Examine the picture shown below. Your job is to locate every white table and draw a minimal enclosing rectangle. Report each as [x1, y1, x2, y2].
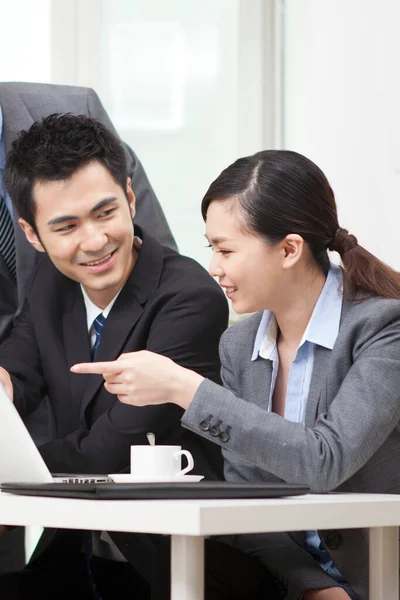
[1, 491, 399, 599]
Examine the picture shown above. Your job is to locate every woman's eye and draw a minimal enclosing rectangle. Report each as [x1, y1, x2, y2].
[205, 244, 231, 256]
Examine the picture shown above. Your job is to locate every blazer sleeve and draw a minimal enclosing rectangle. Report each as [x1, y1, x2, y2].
[38, 285, 228, 474]
[0, 302, 47, 417]
[182, 304, 400, 493]
[86, 88, 177, 250]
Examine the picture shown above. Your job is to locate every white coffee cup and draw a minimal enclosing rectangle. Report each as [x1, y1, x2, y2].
[130, 445, 194, 477]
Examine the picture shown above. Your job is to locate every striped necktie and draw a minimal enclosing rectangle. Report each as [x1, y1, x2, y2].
[91, 313, 106, 359]
[85, 313, 106, 599]
[0, 195, 16, 280]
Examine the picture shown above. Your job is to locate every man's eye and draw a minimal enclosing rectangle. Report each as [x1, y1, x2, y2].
[56, 225, 74, 233]
[99, 208, 116, 218]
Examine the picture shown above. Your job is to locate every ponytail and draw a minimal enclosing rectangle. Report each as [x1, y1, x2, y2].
[201, 150, 400, 301]
[329, 228, 400, 300]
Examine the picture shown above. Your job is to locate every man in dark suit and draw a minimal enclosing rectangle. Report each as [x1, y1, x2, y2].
[0, 82, 177, 573]
[0, 113, 227, 599]
[0, 82, 176, 342]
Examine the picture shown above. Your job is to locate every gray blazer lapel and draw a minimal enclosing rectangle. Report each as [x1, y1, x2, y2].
[305, 345, 331, 426]
[249, 356, 273, 411]
[304, 295, 349, 425]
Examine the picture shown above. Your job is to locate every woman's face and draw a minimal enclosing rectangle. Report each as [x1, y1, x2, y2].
[206, 200, 286, 314]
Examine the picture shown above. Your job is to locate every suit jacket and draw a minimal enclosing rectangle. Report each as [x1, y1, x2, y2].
[0, 227, 227, 569]
[0, 81, 176, 342]
[0, 226, 227, 475]
[182, 294, 400, 600]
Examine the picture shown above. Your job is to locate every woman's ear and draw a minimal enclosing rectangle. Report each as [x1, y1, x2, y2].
[18, 219, 46, 253]
[281, 234, 304, 270]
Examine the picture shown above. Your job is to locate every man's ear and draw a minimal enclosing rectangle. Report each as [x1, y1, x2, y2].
[18, 219, 45, 253]
[126, 178, 136, 219]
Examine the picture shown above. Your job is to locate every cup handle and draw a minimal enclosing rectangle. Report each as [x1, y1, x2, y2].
[176, 450, 194, 476]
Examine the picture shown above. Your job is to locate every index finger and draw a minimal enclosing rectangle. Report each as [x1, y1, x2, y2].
[70, 361, 125, 374]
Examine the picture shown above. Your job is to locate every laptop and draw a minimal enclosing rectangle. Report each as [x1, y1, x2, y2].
[0, 382, 111, 484]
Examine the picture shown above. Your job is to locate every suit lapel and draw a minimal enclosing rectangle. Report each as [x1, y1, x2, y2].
[250, 356, 273, 410]
[305, 289, 349, 425]
[79, 290, 144, 417]
[79, 227, 164, 420]
[63, 287, 92, 418]
[251, 344, 331, 423]
[305, 345, 331, 426]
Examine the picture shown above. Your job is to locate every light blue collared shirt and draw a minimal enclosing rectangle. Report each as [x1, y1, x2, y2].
[0, 104, 13, 216]
[251, 264, 342, 423]
[251, 265, 355, 596]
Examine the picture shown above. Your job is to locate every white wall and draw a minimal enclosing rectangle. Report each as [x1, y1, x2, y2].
[283, 0, 400, 269]
[0, 0, 50, 82]
[49, 0, 275, 270]
[1, 0, 277, 271]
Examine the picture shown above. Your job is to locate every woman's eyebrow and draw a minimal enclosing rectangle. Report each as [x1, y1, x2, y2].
[206, 236, 231, 245]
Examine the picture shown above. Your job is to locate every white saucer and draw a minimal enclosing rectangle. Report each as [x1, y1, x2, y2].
[108, 474, 204, 484]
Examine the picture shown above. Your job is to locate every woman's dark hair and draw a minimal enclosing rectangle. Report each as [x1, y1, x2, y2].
[201, 150, 400, 300]
[4, 113, 128, 234]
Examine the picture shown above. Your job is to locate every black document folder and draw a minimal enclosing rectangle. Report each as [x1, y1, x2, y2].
[0, 481, 309, 500]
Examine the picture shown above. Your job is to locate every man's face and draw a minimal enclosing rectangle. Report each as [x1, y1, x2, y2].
[19, 161, 136, 309]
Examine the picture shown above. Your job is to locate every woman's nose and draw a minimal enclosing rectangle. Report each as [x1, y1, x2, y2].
[209, 255, 224, 278]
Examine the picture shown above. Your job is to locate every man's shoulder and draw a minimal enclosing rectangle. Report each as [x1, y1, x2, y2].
[26, 253, 72, 300]
[0, 81, 89, 99]
[0, 83, 93, 129]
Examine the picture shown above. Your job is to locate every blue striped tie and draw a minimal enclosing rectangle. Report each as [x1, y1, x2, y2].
[84, 313, 106, 598]
[0, 196, 16, 280]
[91, 313, 106, 359]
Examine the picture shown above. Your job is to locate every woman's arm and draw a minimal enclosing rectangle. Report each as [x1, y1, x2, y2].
[71, 301, 400, 492]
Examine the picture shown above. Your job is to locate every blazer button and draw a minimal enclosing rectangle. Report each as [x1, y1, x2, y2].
[219, 426, 231, 443]
[325, 531, 342, 551]
[199, 414, 213, 431]
[209, 426, 221, 437]
[209, 420, 222, 437]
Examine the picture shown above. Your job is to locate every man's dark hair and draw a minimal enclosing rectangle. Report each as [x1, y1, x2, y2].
[4, 113, 128, 232]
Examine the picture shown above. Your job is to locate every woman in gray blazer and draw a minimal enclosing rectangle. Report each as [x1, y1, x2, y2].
[78, 150, 400, 600]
